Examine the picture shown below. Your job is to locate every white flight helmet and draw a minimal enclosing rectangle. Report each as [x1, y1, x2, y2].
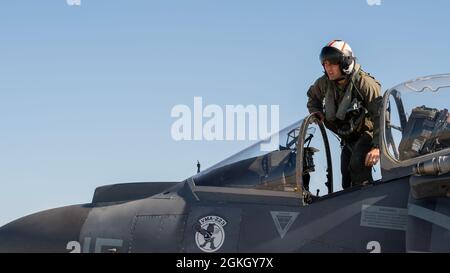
[320, 40, 355, 75]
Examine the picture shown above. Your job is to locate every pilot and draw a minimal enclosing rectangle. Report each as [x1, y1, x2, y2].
[306, 40, 382, 189]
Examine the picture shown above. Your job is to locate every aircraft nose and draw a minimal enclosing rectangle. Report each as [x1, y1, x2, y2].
[0, 205, 91, 253]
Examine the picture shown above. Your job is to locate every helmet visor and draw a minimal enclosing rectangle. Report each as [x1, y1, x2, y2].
[319, 46, 342, 65]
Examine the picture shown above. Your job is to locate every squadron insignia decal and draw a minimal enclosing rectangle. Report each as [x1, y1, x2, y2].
[271, 211, 299, 239]
[193, 215, 227, 253]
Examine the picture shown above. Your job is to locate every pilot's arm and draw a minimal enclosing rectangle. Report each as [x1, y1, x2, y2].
[358, 75, 382, 148]
[307, 77, 326, 121]
[358, 75, 382, 166]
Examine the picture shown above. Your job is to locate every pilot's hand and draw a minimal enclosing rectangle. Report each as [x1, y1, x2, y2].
[365, 148, 380, 167]
[311, 111, 324, 123]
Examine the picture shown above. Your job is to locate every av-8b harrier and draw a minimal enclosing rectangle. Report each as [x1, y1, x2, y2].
[1, 74, 449, 253]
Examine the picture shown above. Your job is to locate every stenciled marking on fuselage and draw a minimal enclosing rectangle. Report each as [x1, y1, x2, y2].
[66, 237, 123, 253]
[270, 211, 299, 239]
[366, 241, 381, 253]
[360, 204, 408, 231]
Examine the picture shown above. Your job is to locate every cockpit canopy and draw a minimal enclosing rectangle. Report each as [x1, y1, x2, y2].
[191, 116, 332, 197]
[381, 74, 450, 180]
[192, 120, 303, 191]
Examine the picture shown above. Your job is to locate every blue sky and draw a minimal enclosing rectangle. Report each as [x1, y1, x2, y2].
[1, 0, 450, 226]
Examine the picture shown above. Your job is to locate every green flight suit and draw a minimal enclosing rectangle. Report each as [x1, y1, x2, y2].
[306, 63, 382, 188]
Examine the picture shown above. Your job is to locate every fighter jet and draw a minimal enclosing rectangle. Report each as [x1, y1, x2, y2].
[1, 74, 449, 253]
